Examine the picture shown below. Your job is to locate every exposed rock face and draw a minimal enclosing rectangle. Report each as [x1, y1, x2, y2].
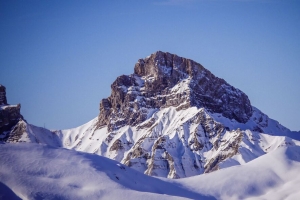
[0, 85, 7, 105]
[121, 108, 229, 178]
[0, 85, 23, 137]
[5, 119, 27, 142]
[97, 51, 252, 132]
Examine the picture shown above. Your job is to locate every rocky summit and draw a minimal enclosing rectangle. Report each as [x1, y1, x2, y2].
[97, 51, 252, 132]
[2, 51, 299, 179]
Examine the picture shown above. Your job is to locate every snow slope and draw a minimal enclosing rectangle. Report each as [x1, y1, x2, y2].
[55, 106, 300, 178]
[169, 145, 300, 200]
[0, 143, 213, 200]
[0, 143, 299, 200]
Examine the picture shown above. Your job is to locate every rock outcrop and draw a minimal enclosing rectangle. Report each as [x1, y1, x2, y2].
[97, 51, 252, 132]
[0, 85, 23, 138]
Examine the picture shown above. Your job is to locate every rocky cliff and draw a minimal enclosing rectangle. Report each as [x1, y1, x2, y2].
[97, 51, 252, 132]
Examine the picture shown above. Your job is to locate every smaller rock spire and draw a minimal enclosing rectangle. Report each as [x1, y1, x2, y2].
[0, 85, 7, 105]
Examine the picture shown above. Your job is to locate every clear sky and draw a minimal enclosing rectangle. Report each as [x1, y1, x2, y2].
[1, 0, 299, 131]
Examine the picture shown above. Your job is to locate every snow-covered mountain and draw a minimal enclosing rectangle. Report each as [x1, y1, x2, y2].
[1, 51, 300, 180]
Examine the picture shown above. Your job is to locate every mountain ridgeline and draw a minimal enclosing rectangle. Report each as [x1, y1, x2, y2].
[1, 51, 299, 179]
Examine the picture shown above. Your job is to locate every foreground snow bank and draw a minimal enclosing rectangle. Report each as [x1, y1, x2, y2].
[0, 143, 213, 200]
[170, 145, 300, 200]
[0, 143, 299, 200]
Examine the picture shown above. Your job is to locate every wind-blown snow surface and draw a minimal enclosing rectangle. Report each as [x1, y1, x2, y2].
[168, 145, 300, 200]
[0, 143, 300, 200]
[0, 143, 213, 200]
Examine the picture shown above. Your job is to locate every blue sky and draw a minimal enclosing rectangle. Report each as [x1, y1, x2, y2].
[1, 0, 300, 131]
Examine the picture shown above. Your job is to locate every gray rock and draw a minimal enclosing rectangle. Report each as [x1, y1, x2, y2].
[97, 51, 252, 132]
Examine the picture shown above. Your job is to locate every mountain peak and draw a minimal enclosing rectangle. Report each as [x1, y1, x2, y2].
[97, 52, 252, 131]
[134, 51, 204, 78]
[2, 53, 299, 181]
